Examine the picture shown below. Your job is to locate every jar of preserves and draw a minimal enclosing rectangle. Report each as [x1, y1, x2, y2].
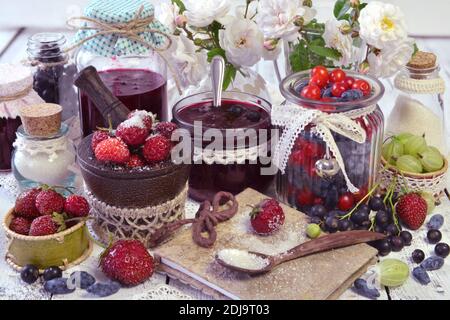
[72, 0, 170, 137]
[274, 70, 385, 214]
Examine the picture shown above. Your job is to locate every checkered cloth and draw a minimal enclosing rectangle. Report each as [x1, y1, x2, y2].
[73, 0, 169, 57]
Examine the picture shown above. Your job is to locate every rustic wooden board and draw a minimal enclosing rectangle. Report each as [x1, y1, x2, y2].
[155, 188, 379, 300]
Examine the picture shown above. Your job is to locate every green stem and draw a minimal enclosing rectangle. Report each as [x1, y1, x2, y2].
[340, 183, 380, 220]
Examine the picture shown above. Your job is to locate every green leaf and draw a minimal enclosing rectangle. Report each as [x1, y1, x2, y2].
[334, 0, 351, 20]
[223, 65, 237, 91]
[172, 0, 186, 13]
[309, 45, 342, 60]
[412, 43, 419, 57]
[207, 48, 226, 62]
[289, 40, 311, 72]
[359, 2, 368, 11]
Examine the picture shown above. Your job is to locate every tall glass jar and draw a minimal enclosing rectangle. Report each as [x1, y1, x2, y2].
[27, 33, 79, 121]
[12, 124, 77, 191]
[276, 71, 385, 213]
[72, 0, 170, 137]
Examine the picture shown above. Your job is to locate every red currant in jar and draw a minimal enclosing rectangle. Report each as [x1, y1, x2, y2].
[338, 193, 355, 211]
[330, 69, 346, 83]
[309, 75, 328, 88]
[352, 79, 371, 96]
[301, 85, 322, 100]
[331, 82, 348, 97]
[296, 188, 314, 206]
[310, 66, 329, 80]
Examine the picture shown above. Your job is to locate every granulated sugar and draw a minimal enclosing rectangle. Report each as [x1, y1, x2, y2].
[121, 115, 146, 129]
[217, 249, 269, 271]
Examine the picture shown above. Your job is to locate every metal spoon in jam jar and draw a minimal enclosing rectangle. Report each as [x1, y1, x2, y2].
[216, 230, 385, 275]
[211, 55, 225, 108]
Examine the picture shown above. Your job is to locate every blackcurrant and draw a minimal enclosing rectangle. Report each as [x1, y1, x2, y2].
[427, 229, 442, 244]
[375, 210, 389, 226]
[351, 210, 369, 225]
[338, 219, 352, 231]
[311, 205, 327, 219]
[369, 197, 384, 211]
[20, 264, 40, 284]
[375, 239, 391, 256]
[43, 266, 63, 282]
[400, 231, 413, 246]
[435, 243, 450, 258]
[411, 249, 425, 263]
[359, 204, 370, 215]
[390, 236, 405, 252]
[325, 216, 339, 233]
[385, 223, 400, 237]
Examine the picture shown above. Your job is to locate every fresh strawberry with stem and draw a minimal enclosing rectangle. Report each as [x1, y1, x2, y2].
[95, 137, 131, 164]
[64, 195, 90, 218]
[29, 213, 66, 236]
[116, 116, 150, 147]
[250, 199, 285, 235]
[35, 188, 65, 215]
[9, 217, 32, 235]
[14, 188, 41, 219]
[142, 135, 172, 164]
[100, 239, 154, 286]
[396, 193, 427, 230]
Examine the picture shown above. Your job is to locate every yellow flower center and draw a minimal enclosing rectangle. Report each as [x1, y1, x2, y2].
[236, 37, 247, 47]
[381, 17, 395, 31]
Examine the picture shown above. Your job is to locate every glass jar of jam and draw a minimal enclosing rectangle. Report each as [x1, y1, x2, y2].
[0, 63, 44, 171]
[275, 70, 385, 214]
[173, 91, 274, 202]
[27, 33, 79, 121]
[73, 0, 170, 137]
[12, 124, 77, 191]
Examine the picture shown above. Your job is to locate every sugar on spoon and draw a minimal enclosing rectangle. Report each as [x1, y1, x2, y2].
[216, 230, 385, 275]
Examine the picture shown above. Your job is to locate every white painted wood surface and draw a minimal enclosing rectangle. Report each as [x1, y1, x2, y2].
[0, 27, 449, 300]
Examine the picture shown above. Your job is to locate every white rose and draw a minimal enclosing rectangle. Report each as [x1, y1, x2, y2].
[183, 0, 230, 27]
[155, 1, 180, 33]
[359, 1, 408, 49]
[219, 18, 264, 67]
[256, 0, 316, 41]
[168, 34, 209, 88]
[323, 19, 357, 67]
[367, 38, 414, 78]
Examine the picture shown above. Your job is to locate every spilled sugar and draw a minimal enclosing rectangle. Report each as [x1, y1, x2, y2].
[217, 249, 270, 271]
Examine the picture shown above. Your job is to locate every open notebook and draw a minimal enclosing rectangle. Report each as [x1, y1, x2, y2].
[154, 188, 378, 300]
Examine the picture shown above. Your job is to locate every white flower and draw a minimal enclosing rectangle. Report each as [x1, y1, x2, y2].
[183, 0, 230, 27]
[155, 1, 180, 33]
[256, 0, 316, 41]
[168, 34, 208, 88]
[367, 38, 414, 78]
[359, 1, 408, 49]
[220, 1, 258, 25]
[323, 19, 357, 67]
[219, 18, 264, 67]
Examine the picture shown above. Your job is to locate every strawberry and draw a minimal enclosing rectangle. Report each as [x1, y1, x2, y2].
[250, 199, 285, 235]
[64, 195, 90, 218]
[155, 122, 178, 140]
[35, 189, 65, 215]
[91, 130, 110, 151]
[126, 154, 146, 168]
[29, 213, 66, 236]
[100, 240, 154, 286]
[396, 193, 427, 230]
[116, 116, 149, 147]
[14, 188, 41, 219]
[95, 138, 131, 164]
[142, 135, 172, 164]
[9, 217, 32, 235]
[128, 110, 154, 131]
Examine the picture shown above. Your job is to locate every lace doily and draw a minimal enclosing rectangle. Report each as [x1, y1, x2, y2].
[132, 284, 193, 300]
[0, 172, 20, 199]
[193, 144, 266, 165]
[394, 75, 446, 94]
[86, 184, 188, 248]
[13, 135, 68, 162]
[272, 103, 377, 193]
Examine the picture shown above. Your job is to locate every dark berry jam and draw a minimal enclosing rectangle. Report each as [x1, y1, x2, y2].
[0, 117, 22, 171]
[79, 68, 167, 137]
[174, 99, 273, 202]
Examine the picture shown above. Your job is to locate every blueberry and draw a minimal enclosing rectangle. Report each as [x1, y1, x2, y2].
[411, 249, 425, 263]
[43, 266, 63, 281]
[369, 197, 384, 211]
[353, 278, 380, 299]
[20, 265, 39, 284]
[427, 214, 444, 230]
[375, 210, 389, 226]
[69, 271, 96, 289]
[435, 243, 450, 258]
[86, 282, 121, 298]
[295, 81, 309, 94]
[44, 278, 75, 295]
[322, 87, 333, 98]
[400, 231, 412, 246]
[351, 210, 369, 225]
[412, 267, 431, 285]
[341, 89, 363, 101]
[427, 229, 442, 244]
[421, 256, 445, 271]
[245, 110, 261, 122]
[310, 205, 327, 218]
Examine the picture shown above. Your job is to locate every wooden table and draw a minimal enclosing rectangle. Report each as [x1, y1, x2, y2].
[1, 27, 449, 300]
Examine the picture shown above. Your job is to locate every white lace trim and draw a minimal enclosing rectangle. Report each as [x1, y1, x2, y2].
[272, 103, 377, 193]
[394, 75, 446, 94]
[13, 135, 68, 162]
[193, 144, 265, 165]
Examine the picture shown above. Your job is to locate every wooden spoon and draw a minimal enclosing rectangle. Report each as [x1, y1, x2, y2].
[216, 230, 385, 275]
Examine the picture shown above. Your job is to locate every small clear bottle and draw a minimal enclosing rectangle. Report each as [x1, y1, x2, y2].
[27, 33, 79, 121]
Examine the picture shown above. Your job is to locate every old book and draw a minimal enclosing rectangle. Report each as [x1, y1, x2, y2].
[154, 188, 378, 300]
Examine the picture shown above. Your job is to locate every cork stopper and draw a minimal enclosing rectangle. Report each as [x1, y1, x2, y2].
[19, 103, 62, 137]
[407, 51, 437, 70]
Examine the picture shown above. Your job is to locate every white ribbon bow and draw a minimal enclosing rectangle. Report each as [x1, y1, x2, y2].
[272, 103, 377, 193]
